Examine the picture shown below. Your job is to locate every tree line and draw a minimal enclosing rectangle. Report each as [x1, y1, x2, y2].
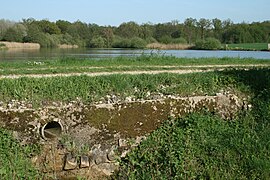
[0, 18, 269, 49]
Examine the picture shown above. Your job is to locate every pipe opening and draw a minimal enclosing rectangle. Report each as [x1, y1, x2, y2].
[41, 121, 63, 139]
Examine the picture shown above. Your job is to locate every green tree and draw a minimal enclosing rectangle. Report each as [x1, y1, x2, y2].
[116, 21, 142, 38]
[89, 36, 105, 48]
[197, 18, 211, 40]
[37, 20, 61, 35]
[212, 18, 222, 40]
[102, 27, 114, 47]
[56, 20, 71, 34]
[184, 18, 197, 44]
[195, 37, 222, 50]
[0, 19, 15, 40]
[2, 24, 26, 42]
[141, 23, 154, 40]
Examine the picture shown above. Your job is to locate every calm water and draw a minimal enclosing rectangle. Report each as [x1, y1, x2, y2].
[0, 48, 270, 61]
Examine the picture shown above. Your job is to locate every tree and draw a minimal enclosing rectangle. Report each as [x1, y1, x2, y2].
[141, 23, 154, 40]
[195, 37, 222, 50]
[212, 18, 222, 40]
[102, 27, 114, 47]
[56, 20, 71, 34]
[0, 19, 15, 40]
[197, 18, 211, 40]
[116, 21, 142, 38]
[184, 18, 197, 44]
[2, 24, 27, 42]
[89, 36, 105, 48]
[37, 20, 61, 35]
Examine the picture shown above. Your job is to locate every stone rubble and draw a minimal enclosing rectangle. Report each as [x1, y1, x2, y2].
[0, 92, 252, 178]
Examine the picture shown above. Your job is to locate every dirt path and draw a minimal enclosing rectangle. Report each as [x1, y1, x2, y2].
[0, 69, 216, 79]
[0, 64, 269, 79]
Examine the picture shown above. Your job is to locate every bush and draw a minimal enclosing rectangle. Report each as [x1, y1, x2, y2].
[158, 35, 173, 44]
[130, 37, 147, 48]
[89, 36, 105, 48]
[195, 37, 222, 50]
[145, 37, 157, 44]
[112, 37, 146, 48]
[171, 37, 188, 44]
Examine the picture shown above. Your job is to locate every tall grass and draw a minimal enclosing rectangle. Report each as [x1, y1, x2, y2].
[146, 43, 192, 50]
[0, 41, 40, 49]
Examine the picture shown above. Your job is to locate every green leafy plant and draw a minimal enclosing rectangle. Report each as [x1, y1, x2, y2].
[0, 128, 40, 179]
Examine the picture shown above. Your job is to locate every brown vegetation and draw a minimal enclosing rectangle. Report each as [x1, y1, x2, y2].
[58, 44, 79, 49]
[146, 43, 193, 50]
[0, 41, 40, 49]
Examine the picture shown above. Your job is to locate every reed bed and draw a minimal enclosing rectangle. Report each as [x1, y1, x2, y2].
[0, 41, 40, 49]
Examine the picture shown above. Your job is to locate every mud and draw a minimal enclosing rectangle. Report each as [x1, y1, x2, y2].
[0, 93, 250, 179]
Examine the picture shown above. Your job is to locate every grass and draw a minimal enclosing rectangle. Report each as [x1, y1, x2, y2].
[0, 70, 248, 106]
[0, 128, 40, 179]
[226, 43, 269, 51]
[113, 68, 270, 179]
[0, 56, 270, 76]
[1, 57, 270, 179]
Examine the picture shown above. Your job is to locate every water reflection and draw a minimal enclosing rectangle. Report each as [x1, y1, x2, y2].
[0, 48, 269, 61]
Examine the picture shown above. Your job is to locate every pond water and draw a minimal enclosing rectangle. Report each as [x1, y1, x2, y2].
[0, 48, 269, 61]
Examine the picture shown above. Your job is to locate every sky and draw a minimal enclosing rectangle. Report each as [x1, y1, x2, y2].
[1, 0, 269, 26]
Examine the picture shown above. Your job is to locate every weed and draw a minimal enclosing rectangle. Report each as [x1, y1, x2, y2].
[0, 128, 40, 179]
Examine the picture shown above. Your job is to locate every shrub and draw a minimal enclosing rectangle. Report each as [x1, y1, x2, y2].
[145, 37, 157, 44]
[89, 36, 105, 48]
[171, 37, 187, 44]
[158, 35, 173, 44]
[195, 37, 222, 50]
[112, 37, 146, 48]
[130, 37, 147, 48]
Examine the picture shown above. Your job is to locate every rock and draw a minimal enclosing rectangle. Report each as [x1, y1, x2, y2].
[98, 163, 118, 176]
[80, 155, 90, 168]
[118, 139, 128, 147]
[125, 96, 132, 102]
[107, 149, 117, 162]
[120, 150, 130, 158]
[95, 154, 108, 165]
[64, 153, 77, 170]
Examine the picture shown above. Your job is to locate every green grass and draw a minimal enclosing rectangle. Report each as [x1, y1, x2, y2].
[114, 68, 270, 179]
[1, 57, 270, 179]
[227, 43, 269, 51]
[0, 56, 270, 76]
[1, 68, 269, 106]
[0, 70, 247, 105]
[0, 128, 40, 179]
